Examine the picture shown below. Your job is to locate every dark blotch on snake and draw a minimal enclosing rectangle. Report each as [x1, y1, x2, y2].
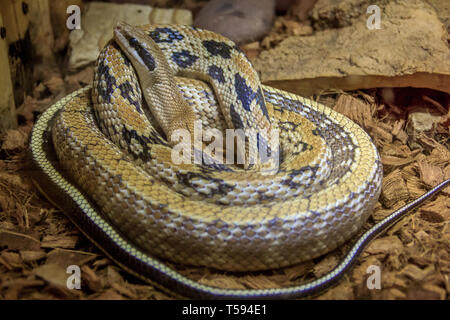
[300, 141, 313, 152]
[255, 87, 269, 120]
[201, 152, 232, 171]
[96, 59, 116, 103]
[121, 127, 152, 162]
[280, 120, 300, 132]
[202, 40, 232, 59]
[121, 126, 168, 162]
[208, 65, 225, 84]
[280, 166, 317, 189]
[312, 128, 320, 136]
[118, 81, 142, 113]
[172, 50, 199, 68]
[229, 104, 244, 129]
[149, 27, 184, 43]
[256, 133, 269, 157]
[232, 44, 245, 55]
[177, 172, 235, 197]
[234, 73, 255, 112]
[122, 55, 132, 67]
[257, 134, 280, 168]
[126, 36, 156, 71]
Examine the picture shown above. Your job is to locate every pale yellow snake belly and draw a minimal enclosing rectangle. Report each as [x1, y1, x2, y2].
[30, 23, 449, 298]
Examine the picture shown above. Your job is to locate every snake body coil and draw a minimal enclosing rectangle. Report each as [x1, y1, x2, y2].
[31, 23, 446, 298]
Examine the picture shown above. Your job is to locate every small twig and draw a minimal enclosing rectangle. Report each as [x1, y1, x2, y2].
[422, 95, 447, 114]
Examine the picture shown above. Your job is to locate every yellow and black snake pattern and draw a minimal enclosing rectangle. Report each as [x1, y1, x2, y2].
[30, 23, 450, 298]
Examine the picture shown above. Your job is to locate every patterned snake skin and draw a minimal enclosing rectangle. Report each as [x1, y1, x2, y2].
[52, 23, 383, 271]
[30, 23, 434, 298]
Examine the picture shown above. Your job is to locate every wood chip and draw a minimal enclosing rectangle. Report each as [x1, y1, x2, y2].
[282, 261, 313, 281]
[316, 281, 354, 300]
[46, 248, 97, 268]
[419, 196, 450, 221]
[1, 129, 30, 151]
[81, 265, 103, 292]
[313, 255, 338, 278]
[1, 251, 22, 269]
[333, 94, 374, 129]
[418, 161, 445, 188]
[33, 263, 70, 288]
[20, 250, 47, 263]
[94, 288, 125, 300]
[384, 288, 407, 299]
[401, 264, 432, 281]
[421, 284, 446, 300]
[111, 282, 138, 299]
[365, 236, 403, 257]
[41, 235, 78, 249]
[391, 119, 405, 136]
[380, 170, 410, 208]
[0, 230, 40, 251]
[106, 266, 126, 288]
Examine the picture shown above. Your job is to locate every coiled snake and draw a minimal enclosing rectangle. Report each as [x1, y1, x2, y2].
[30, 23, 449, 298]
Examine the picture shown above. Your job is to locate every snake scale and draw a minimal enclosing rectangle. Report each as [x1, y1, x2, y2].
[30, 23, 449, 299]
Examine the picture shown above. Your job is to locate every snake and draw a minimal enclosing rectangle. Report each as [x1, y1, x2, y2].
[29, 22, 450, 299]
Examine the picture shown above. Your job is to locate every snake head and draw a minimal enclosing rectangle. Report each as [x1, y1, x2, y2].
[114, 21, 166, 78]
[114, 21, 197, 146]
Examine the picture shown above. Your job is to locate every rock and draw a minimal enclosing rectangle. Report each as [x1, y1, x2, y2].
[310, 0, 390, 29]
[288, 0, 318, 21]
[426, 0, 450, 31]
[253, 0, 450, 96]
[194, 0, 275, 44]
[68, 2, 192, 71]
[407, 108, 442, 132]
